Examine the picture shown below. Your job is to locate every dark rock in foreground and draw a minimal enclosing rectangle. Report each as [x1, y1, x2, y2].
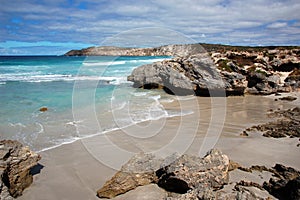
[0, 140, 41, 199]
[263, 164, 300, 200]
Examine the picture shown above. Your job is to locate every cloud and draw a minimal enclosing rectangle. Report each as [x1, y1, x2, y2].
[0, 0, 300, 54]
[267, 22, 288, 29]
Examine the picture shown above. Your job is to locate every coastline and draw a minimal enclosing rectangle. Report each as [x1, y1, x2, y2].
[19, 93, 300, 200]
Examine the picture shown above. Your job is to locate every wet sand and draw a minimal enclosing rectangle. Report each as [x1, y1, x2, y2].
[19, 94, 300, 200]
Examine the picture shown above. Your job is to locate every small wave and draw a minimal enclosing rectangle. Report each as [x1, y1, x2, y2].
[0, 73, 131, 84]
[149, 95, 161, 101]
[131, 91, 150, 97]
[160, 98, 174, 103]
[176, 95, 195, 101]
[36, 122, 44, 134]
[83, 61, 126, 66]
[112, 102, 127, 111]
[128, 58, 167, 63]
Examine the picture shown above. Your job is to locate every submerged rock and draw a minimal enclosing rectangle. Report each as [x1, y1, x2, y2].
[0, 140, 41, 199]
[39, 107, 48, 112]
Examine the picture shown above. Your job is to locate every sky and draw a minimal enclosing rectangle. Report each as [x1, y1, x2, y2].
[0, 0, 300, 55]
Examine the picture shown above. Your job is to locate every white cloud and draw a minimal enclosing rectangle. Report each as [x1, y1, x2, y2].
[267, 22, 288, 29]
[0, 0, 300, 54]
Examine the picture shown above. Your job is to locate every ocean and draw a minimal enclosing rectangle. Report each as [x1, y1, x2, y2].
[0, 56, 192, 152]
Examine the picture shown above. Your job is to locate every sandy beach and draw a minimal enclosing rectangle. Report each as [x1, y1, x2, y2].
[18, 93, 300, 200]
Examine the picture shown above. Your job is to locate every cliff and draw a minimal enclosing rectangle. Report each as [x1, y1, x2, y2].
[64, 43, 299, 57]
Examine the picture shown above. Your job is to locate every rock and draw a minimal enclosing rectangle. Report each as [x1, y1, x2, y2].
[220, 71, 248, 96]
[97, 153, 161, 198]
[97, 149, 230, 199]
[165, 187, 215, 200]
[39, 107, 48, 112]
[235, 186, 266, 200]
[279, 96, 297, 101]
[285, 68, 300, 91]
[0, 140, 41, 199]
[263, 164, 300, 200]
[240, 131, 249, 137]
[111, 184, 167, 200]
[128, 55, 247, 96]
[127, 59, 195, 95]
[156, 149, 229, 193]
[228, 160, 241, 171]
[244, 107, 300, 138]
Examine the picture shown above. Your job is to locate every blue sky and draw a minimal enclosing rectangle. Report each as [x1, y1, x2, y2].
[0, 0, 300, 55]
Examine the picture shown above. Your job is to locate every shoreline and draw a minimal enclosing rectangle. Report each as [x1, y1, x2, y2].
[19, 93, 300, 200]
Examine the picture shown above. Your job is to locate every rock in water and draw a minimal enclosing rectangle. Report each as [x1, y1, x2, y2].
[0, 140, 41, 199]
[39, 107, 48, 112]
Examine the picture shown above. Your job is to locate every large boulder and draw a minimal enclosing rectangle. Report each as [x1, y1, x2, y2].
[156, 149, 229, 193]
[128, 55, 247, 96]
[0, 140, 41, 199]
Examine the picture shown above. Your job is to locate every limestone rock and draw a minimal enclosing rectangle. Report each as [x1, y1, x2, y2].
[0, 140, 41, 199]
[156, 149, 229, 193]
[128, 56, 247, 96]
[97, 149, 230, 199]
[97, 153, 162, 198]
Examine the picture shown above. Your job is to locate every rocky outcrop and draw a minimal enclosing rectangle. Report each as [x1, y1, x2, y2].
[97, 149, 230, 199]
[0, 140, 41, 199]
[211, 49, 300, 95]
[97, 150, 300, 199]
[127, 45, 299, 96]
[245, 107, 300, 138]
[128, 55, 247, 96]
[65, 43, 299, 96]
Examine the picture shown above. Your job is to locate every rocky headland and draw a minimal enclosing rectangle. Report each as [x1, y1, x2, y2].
[65, 44, 300, 96]
[127, 46, 300, 96]
[0, 140, 41, 199]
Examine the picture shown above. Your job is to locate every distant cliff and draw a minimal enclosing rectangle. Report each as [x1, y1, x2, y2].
[64, 43, 299, 57]
[64, 44, 208, 57]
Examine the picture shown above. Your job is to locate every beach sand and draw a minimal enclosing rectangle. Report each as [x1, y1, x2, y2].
[19, 94, 300, 200]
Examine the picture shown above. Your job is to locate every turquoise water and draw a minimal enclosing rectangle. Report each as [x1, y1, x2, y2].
[0, 56, 188, 151]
